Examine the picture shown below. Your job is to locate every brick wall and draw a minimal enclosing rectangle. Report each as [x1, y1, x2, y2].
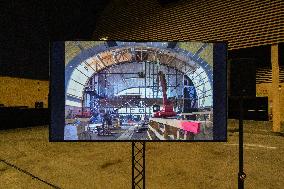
[0, 77, 49, 108]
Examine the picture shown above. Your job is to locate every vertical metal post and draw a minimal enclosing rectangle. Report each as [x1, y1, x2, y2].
[153, 62, 155, 99]
[156, 59, 159, 98]
[238, 91, 246, 189]
[167, 66, 170, 109]
[149, 61, 151, 92]
[182, 74, 185, 112]
[144, 61, 147, 118]
[97, 75, 100, 95]
[81, 93, 84, 116]
[132, 142, 146, 189]
[93, 75, 95, 91]
[175, 68, 178, 109]
[104, 72, 107, 98]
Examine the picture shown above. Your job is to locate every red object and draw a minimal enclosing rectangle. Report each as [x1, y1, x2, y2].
[154, 104, 177, 117]
[154, 71, 177, 118]
[180, 121, 201, 134]
[82, 111, 91, 117]
[76, 110, 91, 118]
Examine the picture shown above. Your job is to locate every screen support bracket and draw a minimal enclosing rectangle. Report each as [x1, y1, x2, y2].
[132, 142, 146, 189]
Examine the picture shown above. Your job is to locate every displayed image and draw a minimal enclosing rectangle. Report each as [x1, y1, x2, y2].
[64, 41, 216, 141]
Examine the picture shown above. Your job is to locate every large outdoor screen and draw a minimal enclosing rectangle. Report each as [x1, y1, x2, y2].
[50, 41, 227, 141]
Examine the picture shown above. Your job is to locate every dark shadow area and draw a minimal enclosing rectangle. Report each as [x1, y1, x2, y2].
[1, 0, 110, 80]
[228, 97, 268, 121]
[100, 159, 123, 169]
[228, 45, 271, 68]
[0, 107, 50, 130]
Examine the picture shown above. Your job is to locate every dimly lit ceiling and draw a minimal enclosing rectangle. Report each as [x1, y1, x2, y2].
[1, 0, 111, 80]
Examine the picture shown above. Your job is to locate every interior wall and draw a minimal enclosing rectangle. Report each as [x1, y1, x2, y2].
[256, 83, 284, 122]
[0, 77, 49, 108]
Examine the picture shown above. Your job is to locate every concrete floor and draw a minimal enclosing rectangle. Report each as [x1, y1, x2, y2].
[0, 120, 283, 189]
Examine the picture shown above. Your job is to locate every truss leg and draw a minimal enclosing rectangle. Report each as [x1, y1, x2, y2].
[132, 142, 146, 189]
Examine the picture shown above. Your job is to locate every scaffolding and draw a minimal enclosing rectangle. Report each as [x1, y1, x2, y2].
[83, 61, 187, 115]
[72, 42, 214, 119]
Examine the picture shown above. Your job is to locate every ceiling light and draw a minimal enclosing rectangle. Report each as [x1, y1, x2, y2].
[100, 37, 109, 41]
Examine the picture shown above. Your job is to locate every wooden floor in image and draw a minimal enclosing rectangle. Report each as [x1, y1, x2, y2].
[0, 120, 283, 189]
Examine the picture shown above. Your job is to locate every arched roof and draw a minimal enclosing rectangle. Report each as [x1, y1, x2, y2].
[65, 41, 213, 107]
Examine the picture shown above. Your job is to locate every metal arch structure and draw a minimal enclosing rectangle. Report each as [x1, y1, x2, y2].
[91, 62, 185, 98]
[65, 41, 213, 109]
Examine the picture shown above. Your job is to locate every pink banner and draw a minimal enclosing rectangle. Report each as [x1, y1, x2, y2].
[180, 121, 201, 134]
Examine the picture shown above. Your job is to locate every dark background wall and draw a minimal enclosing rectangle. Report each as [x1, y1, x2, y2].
[1, 0, 110, 80]
[1, 0, 282, 81]
[228, 45, 271, 97]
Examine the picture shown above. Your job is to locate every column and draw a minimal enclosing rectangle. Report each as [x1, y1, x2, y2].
[163, 124, 168, 139]
[271, 44, 281, 132]
[176, 129, 180, 139]
[228, 59, 231, 96]
[81, 93, 85, 115]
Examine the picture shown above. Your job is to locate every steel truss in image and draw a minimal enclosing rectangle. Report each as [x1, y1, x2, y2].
[132, 142, 146, 189]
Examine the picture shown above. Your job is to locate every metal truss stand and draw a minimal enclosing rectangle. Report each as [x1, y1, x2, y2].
[238, 92, 246, 189]
[132, 142, 146, 189]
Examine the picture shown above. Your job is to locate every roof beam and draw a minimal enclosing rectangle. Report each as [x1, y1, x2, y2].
[113, 50, 119, 63]
[193, 43, 208, 57]
[166, 55, 176, 67]
[71, 78, 85, 86]
[75, 41, 85, 51]
[75, 67, 89, 79]
[96, 54, 107, 67]
[81, 59, 97, 74]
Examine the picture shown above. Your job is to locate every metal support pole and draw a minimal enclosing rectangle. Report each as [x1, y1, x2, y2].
[152, 62, 155, 99]
[92, 75, 95, 91]
[175, 68, 178, 109]
[81, 93, 84, 116]
[144, 62, 147, 118]
[104, 73, 107, 98]
[132, 142, 146, 189]
[182, 74, 185, 112]
[238, 91, 246, 189]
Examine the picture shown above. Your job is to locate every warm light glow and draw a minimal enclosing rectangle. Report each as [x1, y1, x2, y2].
[100, 37, 109, 40]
